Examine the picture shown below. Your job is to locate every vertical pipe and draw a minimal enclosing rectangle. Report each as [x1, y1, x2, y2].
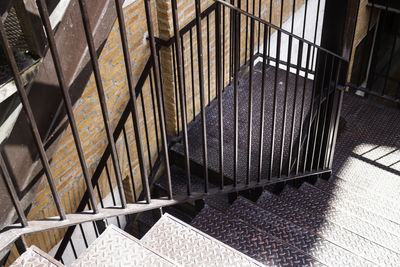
[303, 49, 320, 172]
[246, 19, 255, 184]
[287, 40, 304, 176]
[310, 52, 328, 170]
[279, 35, 293, 177]
[296, 44, 311, 174]
[207, 15, 211, 104]
[78, 0, 126, 208]
[258, 24, 269, 182]
[189, 29, 196, 120]
[144, 0, 173, 199]
[233, 8, 240, 186]
[0, 17, 66, 220]
[0, 155, 28, 227]
[195, 0, 209, 193]
[222, 5, 226, 88]
[37, 0, 98, 213]
[269, 30, 281, 179]
[216, 3, 225, 189]
[171, 0, 192, 195]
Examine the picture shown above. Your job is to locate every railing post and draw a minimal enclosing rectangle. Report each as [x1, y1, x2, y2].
[144, 0, 173, 199]
[171, 0, 192, 195]
[195, 0, 209, 193]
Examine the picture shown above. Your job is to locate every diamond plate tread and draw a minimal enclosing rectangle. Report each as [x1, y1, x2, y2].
[314, 178, 400, 227]
[283, 184, 400, 254]
[71, 224, 177, 267]
[10, 246, 64, 267]
[256, 191, 400, 266]
[329, 175, 400, 209]
[141, 213, 264, 267]
[227, 197, 374, 266]
[191, 204, 324, 267]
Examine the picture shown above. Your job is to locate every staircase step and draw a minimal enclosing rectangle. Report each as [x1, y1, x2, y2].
[10, 246, 64, 267]
[256, 191, 400, 266]
[71, 224, 177, 266]
[171, 63, 313, 183]
[141, 213, 263, 266]
[228, 196, 374, 266]
[294, 183, 400, 251]
[191, 204, 323, 266]
[329, 175, 400, 208]
[314, 178, 400, 232]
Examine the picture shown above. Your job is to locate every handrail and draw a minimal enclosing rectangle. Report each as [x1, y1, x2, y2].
[215, 0, 349, 62]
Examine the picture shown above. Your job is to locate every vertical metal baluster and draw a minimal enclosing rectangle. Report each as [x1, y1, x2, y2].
[216, 3, 225, 189]
[78, 0, 126, 208]
[172, 0, 192, 195]
[296, 44, 311, 174]
[290, 0, 296, 34]
[317, 56, 335, 170]
[287, 40, 304, 176]
[310, 52, 328, 170]
[195, 0, 209, 193]
[78, 224, 88, 248]
[144, 0, 172, 199]
[222, 5, 226, 88]
[244, 0, 249, 64]
[257, 0, 262, 53]
[233, 9, 240, 186]
[279, 35, 292, 177]
[302, 0, 308, 38]
[279, 0, 283, 28]
[172, 44, 180, 134]
[230, 0, 234, 82]
[310, 0, 321, 70]
[326, 61, 343, 168]
[37, 0, 98, 213]
[70, 240, 77, 259]
[246, 19, 255, 184]
[148, 72, 160, 153]
[269, 30, 281, 179]
[258, 24, 269, 183]
[267, 0, 272, 64]
[189, 29, 196, 120]
[0, 16, 66, 220]
[140, 90, 153, 167]
[207, 15, 211, 104]
[123, 126, 137, 202]
[181, 38, 188, 121]
[0, 155, 28, 226]
[303, 48, 320, 172]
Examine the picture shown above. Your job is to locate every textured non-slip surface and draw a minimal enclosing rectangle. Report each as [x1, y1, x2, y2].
[172, 63, 314, 184]
[191, 205, 323, 266]
[71, 225, 176, 267]
[141, 214, 264, 267]
[10, 246, 64, 267]
[332, 93, 400, 201]
[256, 191, 400, 266]
[227, 197, 373, 266]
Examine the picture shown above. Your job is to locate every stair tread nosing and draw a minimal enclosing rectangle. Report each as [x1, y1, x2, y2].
[10, 246, 64, 267]
[191, 204, 324, 267]
[314, 178, 400, 228]
[291, 183, 400, 252]
[256, 191, 400, 266]
[71, 224, 177, 267]
[228, 196, 374, 267]
[141, 213, 264, 267]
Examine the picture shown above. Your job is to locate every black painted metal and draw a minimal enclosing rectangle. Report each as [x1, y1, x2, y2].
[37, 0, 98, 214]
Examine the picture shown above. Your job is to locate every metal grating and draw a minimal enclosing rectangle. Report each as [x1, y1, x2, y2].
[10, 246, 64, 267]
[256, 191, 400, 266]
[191, 204, 324, 266]
[71, 224, 177, 267]
[228, 197, 374, 266]
[141, 213, 264, 267]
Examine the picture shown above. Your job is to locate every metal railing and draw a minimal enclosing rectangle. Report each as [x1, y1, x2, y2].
[0, 0, 348, 262]
[347, 0, 400, 105]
